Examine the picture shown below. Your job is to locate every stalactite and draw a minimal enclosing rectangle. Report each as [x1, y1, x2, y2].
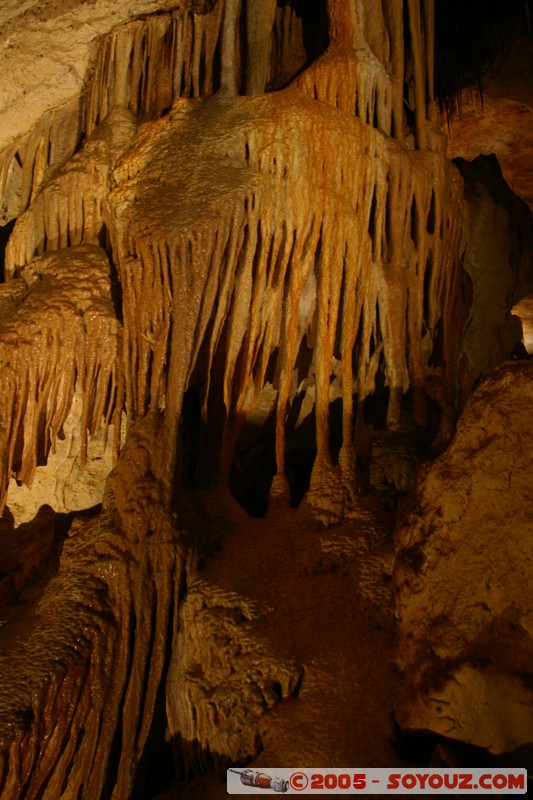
[407, 0, 428, 148]
[0, 98, 82, 225]
[245, 0, 277, 95]
[4, 108, 138, 280]
[85, 6, 227, 137]
[0, 246, 122, 514]
[220, 0, 241, 95]
[423, 0, 438, 124]
[384, 0, 406, 139]
[106, 88, 464, 520]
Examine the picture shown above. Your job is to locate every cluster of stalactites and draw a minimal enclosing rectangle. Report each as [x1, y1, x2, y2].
[85, 7, 225, 136]
[82, 0, 440, 162]
[84, 0, 439, 152]
[294, 49, 395, 138]
[4, 107, 138, 281]
[0, 99, 82, 226]
[0, 0, 438, 230]
[297, 0, 438, 147]
[0, 246, 122, 514]
[4, 163, 106, 280]
[107, 92, 464, 515]
[0, 1, 458, 519]
[84, 0, 312, 137]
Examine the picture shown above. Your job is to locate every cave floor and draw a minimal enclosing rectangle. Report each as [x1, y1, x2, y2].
[164, 488, 404, 799]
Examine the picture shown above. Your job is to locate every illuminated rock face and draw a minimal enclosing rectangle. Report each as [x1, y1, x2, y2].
[1, 0, 471, 525]
[0, 1, 532, 797]
[0, 245, 122, 516]
[446, 23, 533, 215]
[394, 361, 533, 756]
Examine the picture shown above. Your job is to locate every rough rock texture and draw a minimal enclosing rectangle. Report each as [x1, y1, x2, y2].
[448, 92, 533, 213]
[456, 154, 533, 390]
[0, 417, 197, 800]
[394, 361, 533, 756]
[0, 245, 122, 517]
[166, 497, 399, 787]
[6, 392, 120, 526]
[447, 25, 533, 213]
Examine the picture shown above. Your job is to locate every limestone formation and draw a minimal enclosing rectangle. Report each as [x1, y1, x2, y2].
[0, 245, 122, 517]
[394, 362, 533, 758]
[0, 1, 532, 798]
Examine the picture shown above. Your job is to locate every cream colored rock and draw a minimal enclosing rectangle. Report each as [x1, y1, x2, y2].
[0, 0, 188, 152]
[513, 293, 533, 352]
[0, 245, 122, 514]
[6, 392, 122, 526]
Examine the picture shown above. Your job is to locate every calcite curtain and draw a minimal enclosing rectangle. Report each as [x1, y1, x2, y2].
[0, 1, 516, 798]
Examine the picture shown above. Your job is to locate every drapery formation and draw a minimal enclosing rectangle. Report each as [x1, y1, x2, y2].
[0, 0, 468, 519]
[0, 2, 486, 796]
[108, 89, 464, 519]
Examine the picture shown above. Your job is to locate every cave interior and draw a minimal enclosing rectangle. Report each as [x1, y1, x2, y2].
[0, 1, 533, 798]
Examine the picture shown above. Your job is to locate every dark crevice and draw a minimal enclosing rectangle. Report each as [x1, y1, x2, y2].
[131, 588, 176, 800]
[229, 414, 276, 518]
[434, 0, 532, 121]
[295, 0, 329, 64]
[0, 219, 16, 283]
[180, 386, 202, 485]
[98, 224, 123, 323]
[291, 667, 304, 698]
[268, 0, 329, 90]
[272, 681, 283, 701]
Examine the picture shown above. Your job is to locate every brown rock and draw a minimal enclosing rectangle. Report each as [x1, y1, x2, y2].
[394, 361, 533, 755]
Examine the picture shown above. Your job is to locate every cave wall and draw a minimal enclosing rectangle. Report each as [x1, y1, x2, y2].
[394, 360, 533, 757]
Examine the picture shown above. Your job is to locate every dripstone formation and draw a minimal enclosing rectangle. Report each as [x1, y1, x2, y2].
[0, 2, 532, 798]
